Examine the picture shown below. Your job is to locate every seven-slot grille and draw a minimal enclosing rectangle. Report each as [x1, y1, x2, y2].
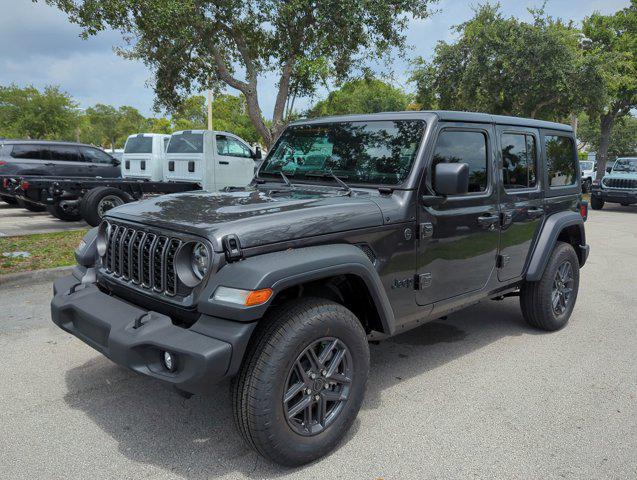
[603, 178, 637, 189]
[103, 223, 182, 296]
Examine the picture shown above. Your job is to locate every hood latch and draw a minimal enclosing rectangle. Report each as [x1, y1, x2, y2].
[222, 234, 243, 262]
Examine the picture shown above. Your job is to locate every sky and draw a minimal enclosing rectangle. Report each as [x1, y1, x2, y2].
[0, 0, 631, 118]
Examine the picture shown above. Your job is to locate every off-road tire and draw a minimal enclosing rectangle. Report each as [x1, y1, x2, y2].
[591, 196, 604, 210]
[80, 187, 133, 227]
[232, 298, 369, 466]
[520, 241, 580, 331]
[16, 197, 46, 212]
[47, 203, 82, 222]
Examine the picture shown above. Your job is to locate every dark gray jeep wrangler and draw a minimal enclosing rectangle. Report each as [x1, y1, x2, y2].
[52, 111, 589, 466]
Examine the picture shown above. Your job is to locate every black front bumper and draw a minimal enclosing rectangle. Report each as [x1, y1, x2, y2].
[51, 274, 256, 394]
[592, 187, 637, 204]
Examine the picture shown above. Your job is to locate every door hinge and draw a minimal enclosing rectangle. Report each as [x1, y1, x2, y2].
[414, 273, 432, 290]
[419, 222, 434, 239]
[496, 254, 510, 269]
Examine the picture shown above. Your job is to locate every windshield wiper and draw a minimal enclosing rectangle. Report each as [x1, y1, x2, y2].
[280, 171, 295, 189]
[303, 170, 352, 196]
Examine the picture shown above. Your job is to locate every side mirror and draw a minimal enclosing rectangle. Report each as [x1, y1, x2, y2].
[606, 166, 612, 173]
[434, 162, 470, 196]
[112, 159, 121, 166]
[253, 146, 262, 160]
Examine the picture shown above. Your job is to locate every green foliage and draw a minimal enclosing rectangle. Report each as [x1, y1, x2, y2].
[42, 0, 437, 146]
[307, 78, 411, 117]
[411, 4, 592, 121]
[578, 114, 637, 158]
[0, 84, 80, 140]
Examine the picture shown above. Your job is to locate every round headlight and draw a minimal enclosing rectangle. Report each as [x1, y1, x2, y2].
[191, 242, 210, 280]
[96, 221, 110, 257]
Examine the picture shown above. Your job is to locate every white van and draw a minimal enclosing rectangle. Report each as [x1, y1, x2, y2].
[165, 130, 258, 190]
[122, 133, 171, 181]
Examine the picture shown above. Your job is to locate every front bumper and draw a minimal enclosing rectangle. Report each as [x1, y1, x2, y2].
[51, 274, 256, 394]
[592, 187, 637, 204]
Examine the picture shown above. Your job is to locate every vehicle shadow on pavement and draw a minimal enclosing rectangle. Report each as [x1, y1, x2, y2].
[63, 298, 538, 477]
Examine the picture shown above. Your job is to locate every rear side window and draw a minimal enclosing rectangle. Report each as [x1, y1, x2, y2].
[124, 136, 153, 154]
[80, 146, 114, 164]
[545, 135, 577, 187]
[10, 144, 51, 160]
[167, 133, 204, 153]
[49, 145, 80, 162]
[432, 130, 488, 193]
[501, 133, 537, 189]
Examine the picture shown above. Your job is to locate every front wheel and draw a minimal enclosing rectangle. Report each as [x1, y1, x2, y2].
[520, 241, 580, 331]
[232, 298, 369, 466]
[80, 187, 133, 227]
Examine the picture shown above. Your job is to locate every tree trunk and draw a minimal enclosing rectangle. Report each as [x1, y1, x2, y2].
[596, 113, 614, 181]
[570, 114, 578, 138]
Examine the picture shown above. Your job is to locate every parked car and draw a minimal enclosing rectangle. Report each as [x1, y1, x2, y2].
[579, 160, 596, 192]
[121, 133, 170, 181]
[0, 140, 121, 212]
[591, 156, 637, 209]
[165, 130, 260, 190]
[52, 111, 589, 466]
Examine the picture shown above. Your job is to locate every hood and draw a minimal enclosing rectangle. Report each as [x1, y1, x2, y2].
[107, 187, 384, 250]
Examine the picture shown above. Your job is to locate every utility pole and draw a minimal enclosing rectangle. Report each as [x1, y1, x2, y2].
[207, 89, 213, 131]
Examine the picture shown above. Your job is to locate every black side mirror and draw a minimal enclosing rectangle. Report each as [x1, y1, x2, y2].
[253, 146, 262, 160]
[434, 162, 470, 196]
[112, 159, 121, 166]
[606, 166, 612, 173]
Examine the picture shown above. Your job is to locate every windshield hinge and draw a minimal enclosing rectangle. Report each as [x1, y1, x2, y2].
[222, 234, 243, 262]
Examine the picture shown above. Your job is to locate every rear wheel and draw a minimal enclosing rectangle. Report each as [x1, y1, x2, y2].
[520, 241, 580, 331]
[16, 197, 46, 212]
[232, 298, 369, 466]
[80, 187, 133, 226]
[47, 203, 82, 222]
[591, 196, 604, 210]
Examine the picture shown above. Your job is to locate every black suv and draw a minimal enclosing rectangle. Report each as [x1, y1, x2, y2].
[51, 111, 589, 466]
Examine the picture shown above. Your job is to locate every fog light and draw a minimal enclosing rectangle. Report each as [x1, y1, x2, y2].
[162, 351, 177, 372]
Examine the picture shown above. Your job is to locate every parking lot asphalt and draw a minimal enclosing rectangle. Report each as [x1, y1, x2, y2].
[0, 201, 87, 237]
[0, 206, 635, 480]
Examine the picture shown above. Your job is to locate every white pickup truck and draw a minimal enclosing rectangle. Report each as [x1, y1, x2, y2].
[121, 133, 171, 181]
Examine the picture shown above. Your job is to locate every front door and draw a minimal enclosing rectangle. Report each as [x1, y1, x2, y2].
[214, 134, 255, 189]
[416, 123, 500, 306]
[497, 127, 545, 281]
[79, 146, 121, 178]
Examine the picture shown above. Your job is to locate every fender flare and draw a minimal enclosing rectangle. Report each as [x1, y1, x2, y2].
[526, 211, 586, 282]
[197, 244, 396, 335]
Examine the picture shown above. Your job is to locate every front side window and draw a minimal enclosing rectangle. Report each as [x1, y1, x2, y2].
[260, 120, 425, 185]
[49, 145, 80, 162]
[217, 135, 252, 158]
[124, 136, 153, 154]
[10, 144, 51, 160]
[167, 133, 204, 154]
[432, 130, 488, 193]
[545, 135, 577, 187]
[501, 133, 537, 189]
[80, 147, 114, 164]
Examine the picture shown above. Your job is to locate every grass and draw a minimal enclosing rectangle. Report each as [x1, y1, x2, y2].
[0, 229, 88, 275]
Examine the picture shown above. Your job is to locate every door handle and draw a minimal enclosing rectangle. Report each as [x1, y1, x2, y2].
[527, 207, 544, 219]
[219, 161, 229, 165]
[477, 214, 499, 230]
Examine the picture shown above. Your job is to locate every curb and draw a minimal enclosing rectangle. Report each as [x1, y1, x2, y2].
[0, 265, 74, 288]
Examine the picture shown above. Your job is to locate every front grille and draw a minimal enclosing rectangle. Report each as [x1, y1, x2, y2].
[603, 178, 637, 189]
[103, 223, 183, 296]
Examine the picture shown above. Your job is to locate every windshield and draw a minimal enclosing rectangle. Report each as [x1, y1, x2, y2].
[167, 133, 204, 154]
[579, 161, 594, 171]
[124, 136, 153, 154]
[612, 158, 637, 173]
[259, 120, 425, 185]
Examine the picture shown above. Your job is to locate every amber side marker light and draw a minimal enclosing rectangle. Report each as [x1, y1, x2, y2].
[213, 286, 273, 306]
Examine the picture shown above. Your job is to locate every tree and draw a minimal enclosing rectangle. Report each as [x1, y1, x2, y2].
[307, 78, 411, 117]
[581, 1, 637, 179]
[578, 113, 637, 159]
[410, 4, 594, 122]
[0, 84, 80, 140]
[146, 117, 173, 134]
[43, 0, 437, 147]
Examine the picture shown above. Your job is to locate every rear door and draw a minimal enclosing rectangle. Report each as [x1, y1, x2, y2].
[8, 144, 55, 175]
[416, 122, 500, 305]
[49, 145, 84, 176]
[213, 134, 255, 189]
[496, 126, 545, 281]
